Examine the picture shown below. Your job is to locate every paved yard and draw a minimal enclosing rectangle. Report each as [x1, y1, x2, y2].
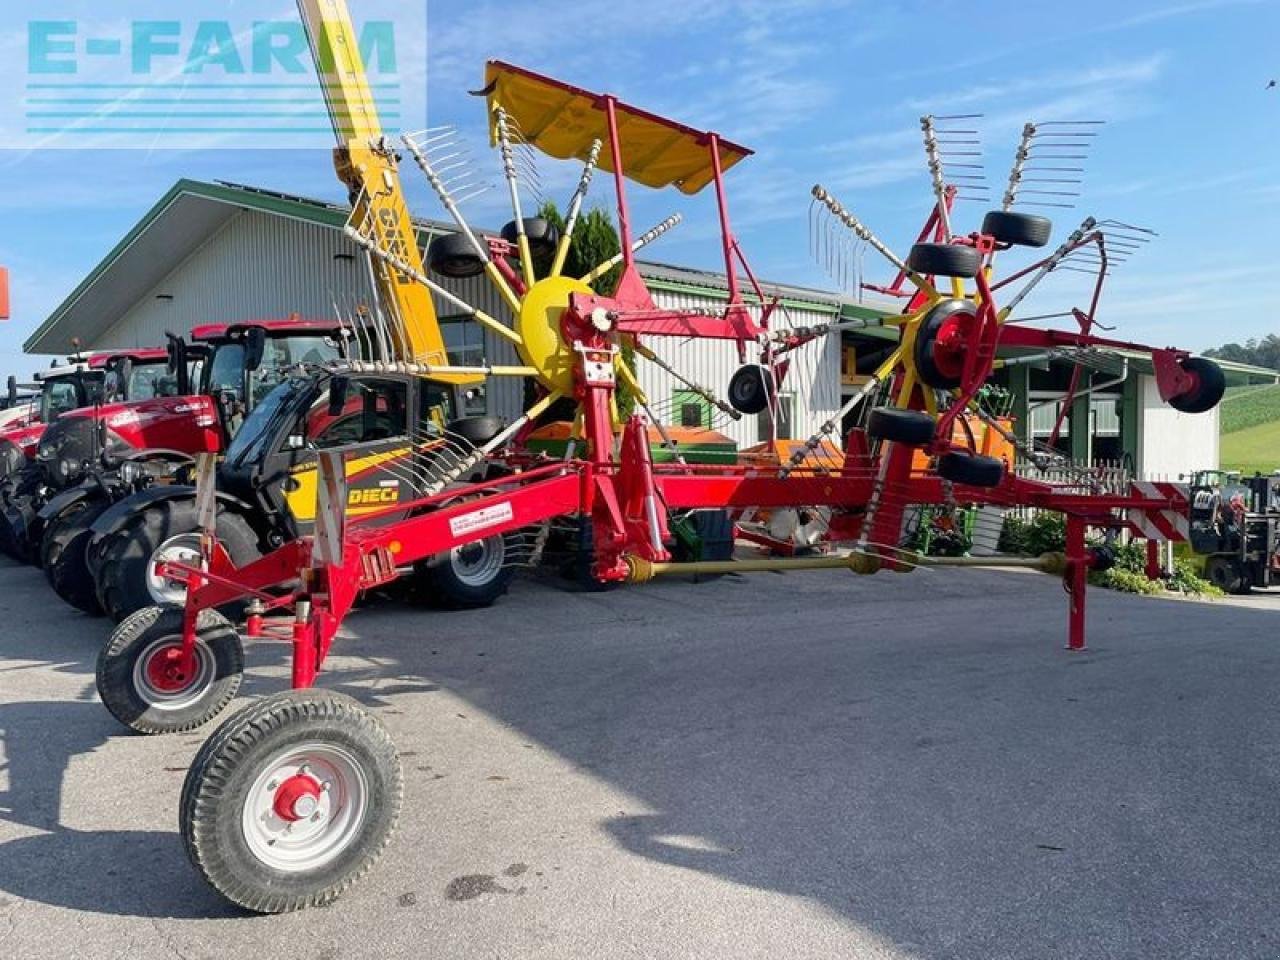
[0, 556, 1277, 959]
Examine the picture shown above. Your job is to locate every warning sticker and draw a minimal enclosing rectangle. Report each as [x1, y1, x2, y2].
[449, 502, 514, 538]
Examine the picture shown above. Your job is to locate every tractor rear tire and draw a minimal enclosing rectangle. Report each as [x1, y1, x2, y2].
[981, 210, 1052, 248]
[96, 502, 262, 623]
[906, 243, 981, 279]
[1168, 357, 1226, 414]
[411, 532, 516, 609]
[44, 498, 111, 615]
[937, 451, 1005, 488]
[728, 364, 774, 415]
[427, 233, 485, 279]
[1205, 555, 1249, 595]
[180, 689, 402, 913]
[2, 494, 39, 565]
[867, 408, 937, 446]
[97, 605, 244, 735]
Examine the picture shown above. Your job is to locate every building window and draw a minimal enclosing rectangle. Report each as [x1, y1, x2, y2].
[757, 393, 795, 442]
[671, 389, 711, 429]
[440, 316, 487, 416]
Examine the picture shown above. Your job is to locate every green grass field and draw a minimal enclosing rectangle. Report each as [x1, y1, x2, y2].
[1220, 383, 1280, 434]
[1218, 384, 1280, 473]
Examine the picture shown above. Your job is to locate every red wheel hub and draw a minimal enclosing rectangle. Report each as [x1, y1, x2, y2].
[144, 643, 197, 693]
[272, 774, 323, 822]
[931, 314, 972, 380]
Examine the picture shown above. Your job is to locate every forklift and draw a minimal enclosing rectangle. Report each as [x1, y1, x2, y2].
[1188, 469, 1280, 593]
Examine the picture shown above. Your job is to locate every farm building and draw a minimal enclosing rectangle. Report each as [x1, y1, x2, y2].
[25, 179, 1279, 478]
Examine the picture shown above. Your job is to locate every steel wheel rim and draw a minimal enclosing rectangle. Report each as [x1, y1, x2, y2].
[132, 636, 215, 710]
[241, 742, 369, 873]
[146, 533, 203, 605]
[449, 534, 505, 587]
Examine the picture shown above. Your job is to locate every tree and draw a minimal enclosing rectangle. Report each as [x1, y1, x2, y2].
[1204, 333, 1280, 372]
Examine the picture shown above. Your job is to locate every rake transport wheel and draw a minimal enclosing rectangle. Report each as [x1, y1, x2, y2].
[181, 689, 403, 914]
[411, 531, 517, 609]
[43, 498, 110, 614]
[426, 233, 486, 279]
[97, 605, 244, 735]
[96, 503, 262, 623]
[727, 364, 775, 415]
[936, 451, 1005, 488]
[980, 210, 1053, 248]
[906, 242, 981, 279]
[501, 218, 560, 258]
[866, 408, 937, 446]
[1168, 357, 1226, 414]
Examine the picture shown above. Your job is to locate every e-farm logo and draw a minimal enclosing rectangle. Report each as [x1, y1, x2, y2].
[10, 2, 426, 149]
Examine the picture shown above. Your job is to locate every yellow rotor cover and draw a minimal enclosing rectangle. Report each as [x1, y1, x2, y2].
[517, 275, 597, 394]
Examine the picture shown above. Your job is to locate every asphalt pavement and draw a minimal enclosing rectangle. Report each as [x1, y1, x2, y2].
[0, 555, 1277, 959]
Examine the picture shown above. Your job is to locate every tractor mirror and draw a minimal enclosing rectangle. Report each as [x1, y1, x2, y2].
[243, 326, 267, 372]
[6, 375, 16, 405]
[328, 376, 350, 418]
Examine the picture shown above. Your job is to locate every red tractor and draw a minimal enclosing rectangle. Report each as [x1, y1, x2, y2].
[34, 319, 350, 615]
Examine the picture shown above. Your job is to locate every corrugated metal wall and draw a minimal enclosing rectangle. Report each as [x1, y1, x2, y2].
[95, 209, 842, 449]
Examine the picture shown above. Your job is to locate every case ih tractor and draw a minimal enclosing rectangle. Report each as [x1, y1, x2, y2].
[34, 320, 350, 615]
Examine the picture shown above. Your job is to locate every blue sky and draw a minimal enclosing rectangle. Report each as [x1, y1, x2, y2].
[0, 0, 1277, 379]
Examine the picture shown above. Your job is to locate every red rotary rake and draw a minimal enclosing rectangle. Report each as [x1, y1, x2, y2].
[95, 64, 1224, 912]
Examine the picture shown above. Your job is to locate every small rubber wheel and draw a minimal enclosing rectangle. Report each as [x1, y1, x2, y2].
[180, 689, 403, 914]
[906, 243, 981, 279]
[44, 497, 111, 614]
[447, 415, 504, 448]
[1204, 555, 1249, 594]
[411, 531, 516, 609]
[1169, 357, 1226, 414]
[501, 218, 560, 259]
[867, 408, 937, 446]
[937, 451, 1005, 488]
[728, 364, 775, 415]
[981, 210, 1052, 248]
[96, 605, 244, 734]
[427, 233, 485, 279]
[914, 299, 976, 390]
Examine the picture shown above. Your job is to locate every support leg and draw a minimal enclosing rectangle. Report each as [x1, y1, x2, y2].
[1144, 538, 1163, 581]
[1066, 516, 1088, 652]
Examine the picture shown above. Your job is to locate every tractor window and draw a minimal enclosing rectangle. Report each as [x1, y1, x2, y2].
[127, 363, 177, 399]
[249, 336, 342, 407]
[207, 343, 247, 400]
[41, 380, 82, 420]
[309, 379, 409, 450]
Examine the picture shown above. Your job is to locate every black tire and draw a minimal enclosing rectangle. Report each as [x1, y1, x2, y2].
[2, 494, 39, 565]
[0, 440, 24, 482]
[447, 415, 504, 447]
[501, 218, 560, 259]
[936, 451, 1005, 488]
[1168, 357, 1226, 414]
[866, 408, 937, 446]
[1204, 555, 1249, 594]
[44, 497, 111, 614]
[914, 299, 975, 390]
[427, 233, 485, 279]
[96, 502, 262, 623]
[96, 605, 244, 734]
[906, 242, 981, 279]
[180, 689, 403, 913]
[412, 532, 516, 609]
[981, 210, 1052, 248]
[728, 364, 775, 415]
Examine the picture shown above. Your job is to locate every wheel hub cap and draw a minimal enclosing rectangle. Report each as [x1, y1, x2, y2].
[144, 643, 196, 693]
[272, 774, 323, 822]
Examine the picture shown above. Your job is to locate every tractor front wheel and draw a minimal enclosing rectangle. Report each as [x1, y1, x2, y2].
[96, 605, 244, 734]
[1204, 555, 1250, 595]
[180, 689, 402, 913]
[412, 532, 516, 609]
[43, 497, 111, 614]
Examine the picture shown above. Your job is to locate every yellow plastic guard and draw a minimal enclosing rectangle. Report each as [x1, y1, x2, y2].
[483, 61, 753, 195]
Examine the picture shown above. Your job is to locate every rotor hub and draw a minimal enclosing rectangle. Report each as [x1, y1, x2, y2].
[516, 276, 599, 394]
